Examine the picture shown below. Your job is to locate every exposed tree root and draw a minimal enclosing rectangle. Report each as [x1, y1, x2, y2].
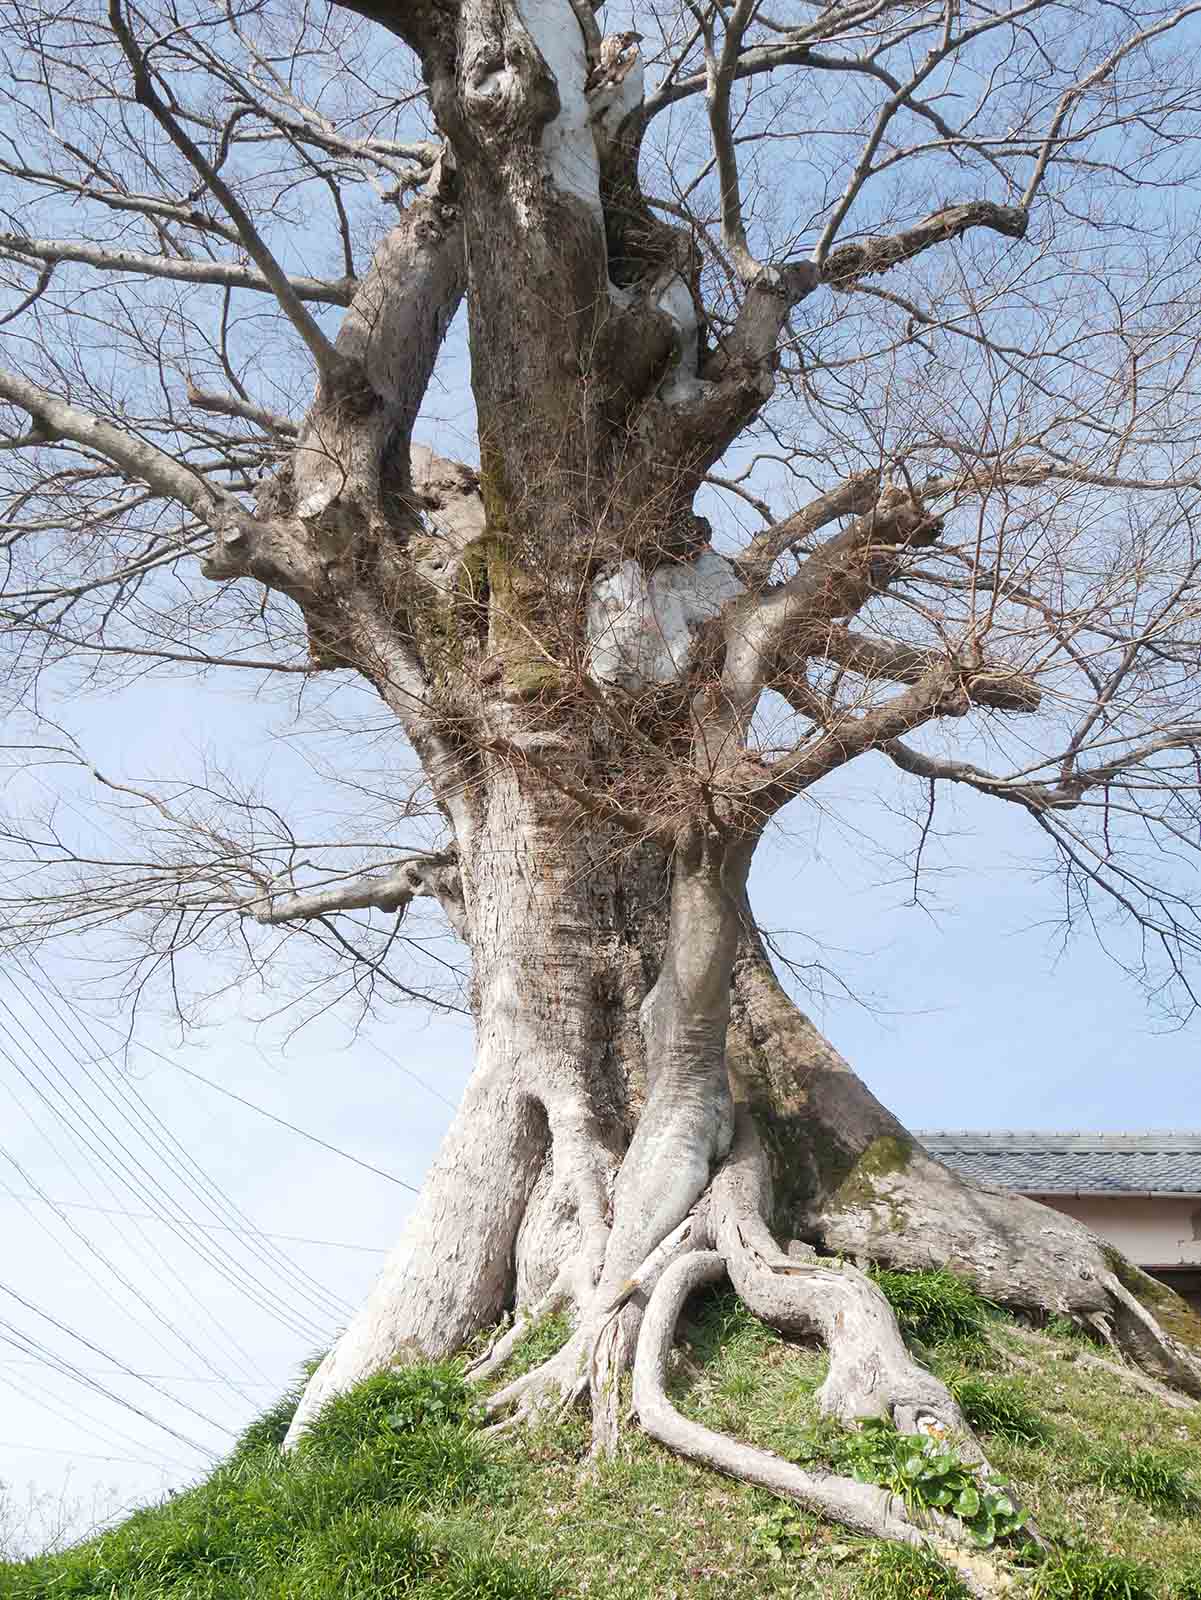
[633, 1251, 1010, 1600]
[483, 1118, 1027, 1589]
[714, 1111, 976, 1438]
[728, 931, 1201, 1399]
[484, 1213, 704, 1422]
[1001, 1321, 1198, 1411]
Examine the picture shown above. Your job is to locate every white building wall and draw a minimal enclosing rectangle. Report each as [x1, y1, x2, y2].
[1031, 1194, 1201, 1266]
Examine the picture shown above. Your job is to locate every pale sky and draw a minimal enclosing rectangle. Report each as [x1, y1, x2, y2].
[2, 0, 1200, 1561]
[2, 657, 1196, 1550]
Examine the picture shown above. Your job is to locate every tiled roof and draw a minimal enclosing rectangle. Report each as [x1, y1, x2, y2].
[917, 1132, 1201, 1196]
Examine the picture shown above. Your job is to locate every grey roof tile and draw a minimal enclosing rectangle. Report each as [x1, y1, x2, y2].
[915, 1131, 1201, 1195]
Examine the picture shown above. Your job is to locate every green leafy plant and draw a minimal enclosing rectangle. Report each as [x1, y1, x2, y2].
[870, 1269, 996, 1347]
[855, 1542, 969, 1599]
[839, 1419, 1025, 1548]
[1028, 1551, 1158, 1600]
[749, 1502, 811, 1561]
[1085, 1443, 1198, 1512]
[947, 1377, 1047, 1444]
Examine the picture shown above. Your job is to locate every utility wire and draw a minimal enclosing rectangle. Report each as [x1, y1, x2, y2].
[22, 960, 420, 1193]
[0, 1034, 271, 1389]
[0, 1277, 232, 1441]
[0, 1001, 330, 1346]
[0, 1156, 263, 1406]
[359, 1034, 459, 1110]
[0, 1365, 193, 1475]
[149, 1057, 419, 1193]
[17, 955, 356, 1323]
[0, 1359, 280, 1387]
[0, 1192, 386, 1253]
[0, 1441, 185, 1468]
[7, 963, 350, 1332]
[0, 1317, 220, 1460]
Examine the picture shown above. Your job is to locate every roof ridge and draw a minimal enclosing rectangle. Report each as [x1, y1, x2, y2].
[917, 1130, 1201, 1141]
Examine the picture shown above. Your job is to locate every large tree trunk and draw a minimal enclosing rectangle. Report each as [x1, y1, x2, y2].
[286, 773, 663, 1442]
[290, 831, 1201, 1453]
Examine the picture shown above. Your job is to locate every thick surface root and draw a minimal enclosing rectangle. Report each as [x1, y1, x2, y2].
[633, 1251, 1008, 1600]
[715, 1112, 976, 1437]
[728, 929, 1201, 1400]
[485, 1123, 1017, 1590]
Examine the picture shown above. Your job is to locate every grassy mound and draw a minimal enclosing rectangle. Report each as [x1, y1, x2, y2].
[4, 1273, 1200, 1598]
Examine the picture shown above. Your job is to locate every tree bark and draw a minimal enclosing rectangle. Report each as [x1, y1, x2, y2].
[285, 769, 664, 1441]
[728, 926, 1201, 1393]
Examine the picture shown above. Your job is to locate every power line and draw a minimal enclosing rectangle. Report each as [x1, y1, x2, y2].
[20, 961, 420, 1195]
[0, 1030, 274, 1388]
[17, 957, 356, 1323]
[359, 1035, 459, 1110]
[0, 1318, 220, 1462]
[0, 999, 331, 1346]
[0, 1155, 264, 1406]
[11, 957, 353, 1329]
[0, 1359, 279, 1387]
[0, 1440, 187, 1468]
[155, 1058, 419, 1193]
[0, 1277, 232, 1443]
[0, 1365, 193, 1475]
[0, 1192, 386, 1253]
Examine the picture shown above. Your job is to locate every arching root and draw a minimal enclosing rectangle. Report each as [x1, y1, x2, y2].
[484, 1115, 1026, 1589]
[484, 1213, 703, 1423]
[714, 1112, 979, 1439]
[633, 1251, 1010, 1600]
[730, 928, 1201, 1402]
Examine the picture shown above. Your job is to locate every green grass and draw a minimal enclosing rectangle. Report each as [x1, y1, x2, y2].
[501, 1309, 573, 1379]
[0, 1363, 542, 1600]
[870, 1267, 995, 1346]
[1082, 1444, 1198, 1513]
[4, 1270, 1200, 1599]
[948, 1376, 1048, 1444]
[1026, 1551, 1159, 1600]
[855, 1543, 970, 1599]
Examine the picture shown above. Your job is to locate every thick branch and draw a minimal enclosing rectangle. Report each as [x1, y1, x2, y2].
[700, 0, 761, 283]
[186, 386, 299, 437]
[884, 728, 1201, 812]
[805, 625, 1042, 713]
[821, 201, 1028, 286]
[690, 199, 1026, 459]
[734, 471, 881, 584]
[107, 0, 350, 385]
[247, 852, 465, 938]
[0, 234, 353, 305]
[0, 366, 234, 528]
[707, 488, 945, 770]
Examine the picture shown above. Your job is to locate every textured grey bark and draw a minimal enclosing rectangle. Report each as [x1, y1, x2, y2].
[728, 926, 1201, 1395]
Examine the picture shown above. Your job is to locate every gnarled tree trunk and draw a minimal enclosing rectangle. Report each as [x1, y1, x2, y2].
[6, 0, 1200, 1573]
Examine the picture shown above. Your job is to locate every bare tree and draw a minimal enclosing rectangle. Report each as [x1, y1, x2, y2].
[4, 0, 1201, 1573]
